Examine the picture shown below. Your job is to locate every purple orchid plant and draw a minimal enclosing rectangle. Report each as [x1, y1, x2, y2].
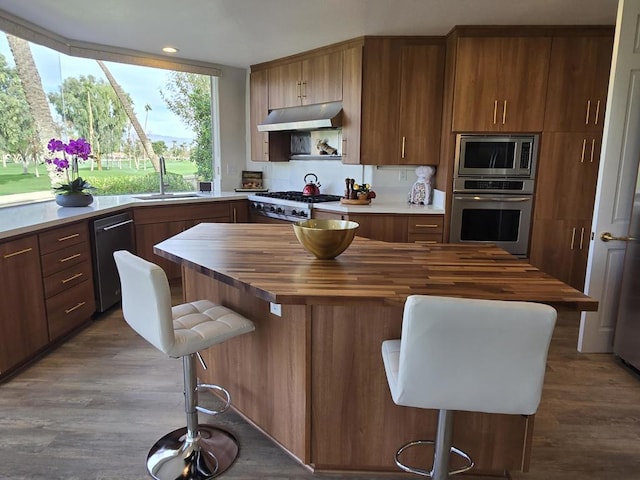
[45, 137, 95, 195]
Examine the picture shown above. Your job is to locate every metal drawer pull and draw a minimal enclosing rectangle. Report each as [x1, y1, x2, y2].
[103, 219, 133, 231]
[415, 224, 439, 228]
[579, 228, 585, 250]
[585, 100, 591, 124]
[62, 272, 84, 284]
[65, 302, 86, 314]
[502, 100, 507, 124]
[493, 100, 498, 124]
[58, 233, 80, 242]
[415, 240, 438, 244]
[594, 100, 601, 125]
[570, 227, 576, 250]
[581, 139, 586, 163]
[3, 247, 32, 258]
[59, 253, 81, 263]
[590, 139, 596, 163]
[401, 136, 406, 158]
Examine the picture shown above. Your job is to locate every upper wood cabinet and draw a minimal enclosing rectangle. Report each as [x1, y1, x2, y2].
[543, 33, 614, 132]
[250, 69, 269, 162]
[359, 37, 445, 165]
[452, 36, 551, 132]
[341, 44, 363, 164]
[268, 50, 343, 109]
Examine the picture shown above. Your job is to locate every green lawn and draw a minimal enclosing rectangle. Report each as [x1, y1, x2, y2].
[0, 158, 198, 196]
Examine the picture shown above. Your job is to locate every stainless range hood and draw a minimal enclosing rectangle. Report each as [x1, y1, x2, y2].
[257, 101, 342, 132]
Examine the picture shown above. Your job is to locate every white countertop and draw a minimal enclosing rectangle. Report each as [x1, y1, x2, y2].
[0, 192, 246, 240]
[313, 199, 445, 215]
[0, 191, 446, 240]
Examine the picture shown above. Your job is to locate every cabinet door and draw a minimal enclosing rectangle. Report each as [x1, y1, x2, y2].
[534, 132, 601, 222]
[341, 45, 363, 165]
[544, 35, 614, 132]
[397, 44, 445, 165]
[360, 38, 402, 164]
[453, 36, 550, 132]
[529, 219, 590, 289]
[135, 221, 185, 280]
[0, 236, 48, 375]
[268, 62, 301, 109]
[301, 50, 343, 106]
[250, 70, 269, 161]
[498, 36, 550, 132]
[452, 37, 501, 132]
[348, 214, 408, 242]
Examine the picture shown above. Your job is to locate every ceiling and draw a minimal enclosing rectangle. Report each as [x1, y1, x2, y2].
[0, 0, 620, 69]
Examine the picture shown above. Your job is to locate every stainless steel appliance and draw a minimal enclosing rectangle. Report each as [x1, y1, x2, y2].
[248, 191, 341, 223]
[456, 134, 538, 178]
[91, 212, 134, 312]
[450, 134, 539, 257]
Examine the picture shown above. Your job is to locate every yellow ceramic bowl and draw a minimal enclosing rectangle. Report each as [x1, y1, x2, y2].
[293, 219, 359, 259]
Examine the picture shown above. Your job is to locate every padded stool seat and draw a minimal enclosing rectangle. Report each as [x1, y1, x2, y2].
[382, 295, 556, 479]
[113, 250, 255, 480]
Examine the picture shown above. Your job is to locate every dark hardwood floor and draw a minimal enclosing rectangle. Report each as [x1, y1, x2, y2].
[1, 295, 639, 480]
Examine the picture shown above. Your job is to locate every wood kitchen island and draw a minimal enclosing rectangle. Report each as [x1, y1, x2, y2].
[154, 223, 597, 476]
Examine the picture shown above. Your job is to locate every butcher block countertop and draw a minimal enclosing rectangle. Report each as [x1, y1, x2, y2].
[154, 223, 598, 311]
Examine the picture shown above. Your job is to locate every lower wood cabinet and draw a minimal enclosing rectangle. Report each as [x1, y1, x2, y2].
[0, 235, 48, 376]
[38, 221, 96, 342]
[313, 210, 444, 243]
[133, 201, 241, 280]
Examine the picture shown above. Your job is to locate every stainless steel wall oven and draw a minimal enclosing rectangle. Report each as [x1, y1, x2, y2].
[450, 134, 539, 257]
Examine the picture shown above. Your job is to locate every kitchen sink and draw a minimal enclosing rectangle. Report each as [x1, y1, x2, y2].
[133, 193, 202, 200]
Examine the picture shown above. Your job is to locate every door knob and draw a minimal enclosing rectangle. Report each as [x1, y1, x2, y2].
[600, 232, 636, 242]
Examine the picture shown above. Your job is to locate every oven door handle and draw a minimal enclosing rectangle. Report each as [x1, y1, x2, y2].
[454, 195, 531, 202]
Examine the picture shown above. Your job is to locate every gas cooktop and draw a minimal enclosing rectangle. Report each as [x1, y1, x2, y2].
[255, 191, 342, 203]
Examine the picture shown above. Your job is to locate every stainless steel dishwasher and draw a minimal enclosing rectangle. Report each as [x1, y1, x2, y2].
[91, 212, 135, 312]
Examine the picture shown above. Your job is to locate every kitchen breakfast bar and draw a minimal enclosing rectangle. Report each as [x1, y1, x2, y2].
[154, 223, 598, 476]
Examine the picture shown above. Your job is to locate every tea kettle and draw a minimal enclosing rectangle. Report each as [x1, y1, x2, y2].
[302, 173, 321, 196]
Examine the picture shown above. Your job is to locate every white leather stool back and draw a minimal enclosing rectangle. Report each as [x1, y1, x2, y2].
[113, 250, 176, 355]
[383, 295, 557, 416]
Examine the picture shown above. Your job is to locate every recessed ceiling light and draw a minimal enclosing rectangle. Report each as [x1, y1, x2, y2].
[162, 46, 179, 54]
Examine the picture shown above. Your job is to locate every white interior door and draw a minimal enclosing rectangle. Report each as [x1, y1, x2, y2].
[579, 0, 640, 352]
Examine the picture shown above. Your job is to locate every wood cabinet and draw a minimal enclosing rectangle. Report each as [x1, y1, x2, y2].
[358, 38, 445, 165]
[249, 69, 269, 161]
[268, 50, 343, 109]
[452, 36, 551, 132]
[0, 235, 48, 376]
[530, 133, 602, 289]
[133, 202, 233, 280]
[38, 221, 95, 342]
[543, 33, 614, 132]
[340, 44, 363, 164]
[313, 210, 444, 243]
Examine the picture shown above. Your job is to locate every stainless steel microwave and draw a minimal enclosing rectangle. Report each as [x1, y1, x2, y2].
[454, 134, 538, 178]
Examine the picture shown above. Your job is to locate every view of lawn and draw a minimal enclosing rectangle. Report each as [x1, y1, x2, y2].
[0, 158, 198, 196]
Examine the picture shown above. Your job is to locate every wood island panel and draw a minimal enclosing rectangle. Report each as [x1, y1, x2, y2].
[155, 223, 598, 475]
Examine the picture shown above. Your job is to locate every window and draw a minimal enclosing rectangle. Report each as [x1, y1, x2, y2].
[0, 31, 216, 205]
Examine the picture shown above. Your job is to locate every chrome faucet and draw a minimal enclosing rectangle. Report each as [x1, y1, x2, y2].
[158, 156, 167, 195]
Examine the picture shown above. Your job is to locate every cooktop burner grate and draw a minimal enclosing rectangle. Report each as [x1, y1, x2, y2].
[255, 191, 341, 203]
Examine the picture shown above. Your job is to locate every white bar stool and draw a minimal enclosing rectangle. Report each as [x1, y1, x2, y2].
[113, 250, 255, 480]
[381, 295, 557, 479]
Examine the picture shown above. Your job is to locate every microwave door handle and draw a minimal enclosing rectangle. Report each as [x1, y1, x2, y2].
[454, 196, 531, 202]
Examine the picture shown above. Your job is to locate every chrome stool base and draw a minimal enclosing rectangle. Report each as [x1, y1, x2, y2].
[395, 440, 473, 478]
[147, 425, 239, 480]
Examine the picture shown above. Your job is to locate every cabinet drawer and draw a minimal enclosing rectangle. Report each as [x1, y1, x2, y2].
[407, 216, 444, 234]
[41, 242, 92, 277]
[408, 232, 443, 244]
[43, 261, 93, 299]
[133, 203, 230, 224]
[39, 222, 89, 255]
[46, 280, 95, 340]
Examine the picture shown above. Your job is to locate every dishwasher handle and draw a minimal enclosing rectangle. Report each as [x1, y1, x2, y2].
[100, 219, 134, 232]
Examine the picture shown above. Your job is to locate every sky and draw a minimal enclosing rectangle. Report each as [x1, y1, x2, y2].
[0, 33, 196, 143]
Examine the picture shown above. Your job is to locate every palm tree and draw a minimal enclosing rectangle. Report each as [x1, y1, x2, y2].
[5, 33, 59, 176]
[96, 60, 160, 172]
